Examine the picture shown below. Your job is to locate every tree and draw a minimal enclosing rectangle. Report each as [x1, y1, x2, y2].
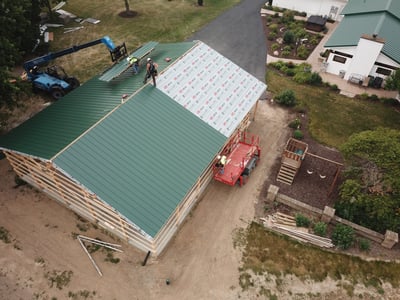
[0, 0, 40, 107]
[124, 0, 130, 12]
[384, 69, 400, 93]
[335, 128, 400, 233]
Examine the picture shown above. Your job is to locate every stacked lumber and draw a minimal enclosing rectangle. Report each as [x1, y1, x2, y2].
[260, 213, 334, 248]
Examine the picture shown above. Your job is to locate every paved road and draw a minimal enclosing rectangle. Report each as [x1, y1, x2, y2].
[187, 0, 267, 82]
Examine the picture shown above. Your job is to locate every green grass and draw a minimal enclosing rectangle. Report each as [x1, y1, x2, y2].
[266, 69, 400, 148]
[47, 0, 240, 82]
[239, 222, 400, 293]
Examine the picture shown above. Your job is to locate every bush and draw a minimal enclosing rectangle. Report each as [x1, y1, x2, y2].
[307, 72, 322, 85]
[295, 213, 310, 227]
[313, 222, 327, 237]
[332, 224, 354, 250]
[282, 49, 291, 57]
[283, 30, 295, 44]
[297, 45, 309, 59]
[269, 23, 278, 33]
[271, 43, 280, 51]
[293, 129, 303, 139]
[281, 10, 295, 23]
[268, 32, 277, 41]
[358, 238, 370, 252]
[329, 84, 339, 91]
[275, 89, 296, 106]
[288, 118, 301, 129]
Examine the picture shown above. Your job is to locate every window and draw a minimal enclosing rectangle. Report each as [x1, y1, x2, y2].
[333, 55, 346, 64]
[376, 67, 391, 76]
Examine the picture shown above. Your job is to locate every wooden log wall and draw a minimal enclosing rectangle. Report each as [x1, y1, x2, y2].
[3, 104, 257, 256]
[4, 151, 154, 254]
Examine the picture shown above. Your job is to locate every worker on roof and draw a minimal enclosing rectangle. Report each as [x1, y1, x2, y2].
[215, 155, 227, 169]
[143, 57, 158, 86]
[128, 56, 139, 74]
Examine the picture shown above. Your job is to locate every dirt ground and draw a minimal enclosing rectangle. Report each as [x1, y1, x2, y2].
[0, 100, 291, 300]
[1, 99, 399, 300]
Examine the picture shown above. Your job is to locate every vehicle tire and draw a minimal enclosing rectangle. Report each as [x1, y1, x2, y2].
[50, 86, 65, 100]
[66, 77, 80, 90]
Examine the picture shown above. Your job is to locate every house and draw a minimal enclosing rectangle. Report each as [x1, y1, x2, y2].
[0, 41, 267, 256]
[324, 0, 400, 87]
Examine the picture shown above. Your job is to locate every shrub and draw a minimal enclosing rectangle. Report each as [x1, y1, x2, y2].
[283, 30, 295, 44]
[268, 32, 277, 41]
[313, 222, 327, 237]
[329, 84, 339, 91]
[288, 118, 301, 129]
[332, 224, 354, 250]
[271, 43, 280, 51]
[297, 45, 309, 59]
[293, 72, 310, 84]
[282, 49, 291, 57]
[307, 72, 322, 85]
[275, 89, 296, 106]
[295, 213, 310, 227]
[380, 97, 399, 106]
[293, 129, 303, 139]
[283, 45, 292, 52]
[281, 10, 295, 23]
[269, 23, 278, 33]
[358, 238, 370, 252]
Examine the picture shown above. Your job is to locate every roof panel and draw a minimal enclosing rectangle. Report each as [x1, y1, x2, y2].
[54, 86, 226, 237]
[0, 42, 195, 159]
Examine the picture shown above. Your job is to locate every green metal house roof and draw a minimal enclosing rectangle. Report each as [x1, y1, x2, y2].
[54, 86, 225, 237]
[325, 4, 400, 64]
[341, 0, 400, 20]
[0, 42, 195, 159]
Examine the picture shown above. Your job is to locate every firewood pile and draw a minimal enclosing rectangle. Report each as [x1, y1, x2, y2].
[260, 212, 334, 248]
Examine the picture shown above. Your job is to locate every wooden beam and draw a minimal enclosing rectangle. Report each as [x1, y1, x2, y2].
[306, 152, 343, 166]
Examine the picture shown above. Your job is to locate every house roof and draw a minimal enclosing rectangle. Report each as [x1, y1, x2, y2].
[325, 0, 400, 64]
[0, 41, 266, 238]
[341, 0, 400, 19]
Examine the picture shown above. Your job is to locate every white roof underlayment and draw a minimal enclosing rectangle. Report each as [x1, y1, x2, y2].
[157, 41, 267, 138]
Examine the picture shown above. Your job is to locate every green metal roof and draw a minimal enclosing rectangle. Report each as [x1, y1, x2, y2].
[325, 8, 400, 64]
[0, 40, 266, 239]
[54, 86, 225, 237]
[0, 42, 195, 159]
[342, 0, 400, 20]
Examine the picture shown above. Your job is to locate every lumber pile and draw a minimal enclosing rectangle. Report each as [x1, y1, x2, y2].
[260, 213, 334, 248]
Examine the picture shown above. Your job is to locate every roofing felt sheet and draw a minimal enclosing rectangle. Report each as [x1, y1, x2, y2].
[157, 41, 266, 138]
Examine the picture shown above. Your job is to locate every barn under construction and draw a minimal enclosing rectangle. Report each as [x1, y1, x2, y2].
[0, 41, 267, 256]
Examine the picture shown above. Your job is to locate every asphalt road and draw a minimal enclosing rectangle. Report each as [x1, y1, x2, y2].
[186, 0, 267, 82]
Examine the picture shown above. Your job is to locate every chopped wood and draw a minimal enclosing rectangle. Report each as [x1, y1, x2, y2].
[260, 214, 334, 248]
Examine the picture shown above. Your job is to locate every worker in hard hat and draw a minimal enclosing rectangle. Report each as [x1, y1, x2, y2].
[128, 56, 139, 74]
[215, 155, 227, 174]
[143, 57, 158, 86]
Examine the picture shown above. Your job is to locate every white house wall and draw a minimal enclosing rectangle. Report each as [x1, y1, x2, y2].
[325, 47, 354, 76]
[344, 37, 384, 81]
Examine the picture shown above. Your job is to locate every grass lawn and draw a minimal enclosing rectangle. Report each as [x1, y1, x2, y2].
[47, 0, 240, 81]
[238, 223, 400, 297]
[266, 69, 400, 148]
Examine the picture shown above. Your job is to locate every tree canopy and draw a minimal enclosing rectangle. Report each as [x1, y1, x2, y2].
[0, 0, 41, 107]
[335, 127, 400, 233]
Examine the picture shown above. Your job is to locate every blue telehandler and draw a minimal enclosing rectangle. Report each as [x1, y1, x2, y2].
[23, 36, 127, 99]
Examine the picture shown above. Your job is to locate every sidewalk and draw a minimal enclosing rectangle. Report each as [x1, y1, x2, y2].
[266, 20, 398, 99]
